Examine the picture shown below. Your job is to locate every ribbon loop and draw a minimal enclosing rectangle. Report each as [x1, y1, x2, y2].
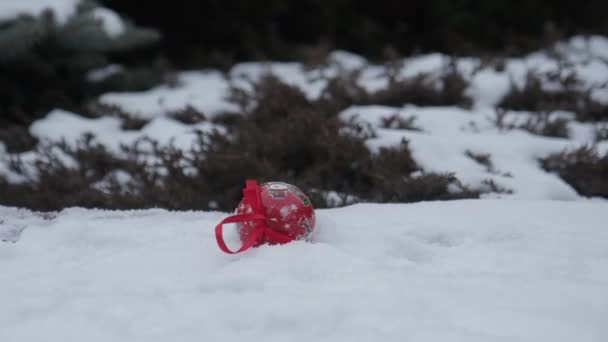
[214, 179, 298, 254]
[215, 213, 265, 254]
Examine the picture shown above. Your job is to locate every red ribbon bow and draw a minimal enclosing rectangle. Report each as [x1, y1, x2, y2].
[215, 180, 295, 254]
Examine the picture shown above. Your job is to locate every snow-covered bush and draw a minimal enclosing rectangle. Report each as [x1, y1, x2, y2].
[3, 35, 608, 210]
[0, 0, 160, 129]
[0, 75, 482, 211]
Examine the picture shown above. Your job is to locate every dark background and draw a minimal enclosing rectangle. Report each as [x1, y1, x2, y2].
[101, 0, 608, 67]
[3, 0, 608, 127]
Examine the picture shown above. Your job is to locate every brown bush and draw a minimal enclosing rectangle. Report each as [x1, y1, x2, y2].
[519, 115, 570, 138]
[595, 124, 608, 142]
[0, 124, 38, 153]
[541, 146, 608, 198]
[168, 106, 207, 124]
[312, 63, 472, 110]
[492, 108, 570, 138]
[499, 71, 608, 122]
[0, 75, 480, 211]
[87, 102, 149, 130]
[479, 179, 513, 194]
[465, 150, 493, 171]
[380, 114, 421, 131]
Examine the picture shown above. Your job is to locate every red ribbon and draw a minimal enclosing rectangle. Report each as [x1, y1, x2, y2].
[215, 180, 295, 254]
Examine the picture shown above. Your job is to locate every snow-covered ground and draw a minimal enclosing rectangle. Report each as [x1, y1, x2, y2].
[1, 200, 607, 341]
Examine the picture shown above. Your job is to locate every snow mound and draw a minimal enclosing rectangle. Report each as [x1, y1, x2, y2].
[1, 200, 607, 341]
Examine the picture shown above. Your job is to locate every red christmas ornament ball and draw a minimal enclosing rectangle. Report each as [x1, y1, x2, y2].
[236, 182, 315, 245]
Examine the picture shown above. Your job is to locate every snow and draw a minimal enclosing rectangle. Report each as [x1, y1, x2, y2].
[229, 62, 328, 100]
[0, 1, 128, 36]
[399, 53, 449, 79]
[468, 68, 512, 109]
[358, 65, 390, 92]
[328, 50, 367, 71]
[86, 64, 125, 82]
[89, 7, 125, 38]
[30, 108, 221, 152]
[589, 35, 608, 60]
[341, 105, 587, 199]
[99, 71, 238, 120]
[0, 0, 79, 24]
[557, 35, 608, 62]
[1, 200, 607, 341]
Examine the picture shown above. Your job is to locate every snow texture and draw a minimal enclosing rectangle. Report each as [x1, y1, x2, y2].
[1, 200, 607, 341]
